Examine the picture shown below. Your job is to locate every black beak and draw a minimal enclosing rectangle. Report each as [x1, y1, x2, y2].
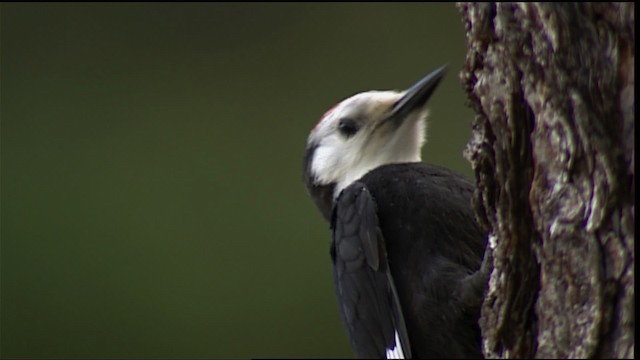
[389, 65, 447, 122]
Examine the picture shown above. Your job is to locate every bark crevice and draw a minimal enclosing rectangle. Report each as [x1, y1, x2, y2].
[457, 3, 634, 358]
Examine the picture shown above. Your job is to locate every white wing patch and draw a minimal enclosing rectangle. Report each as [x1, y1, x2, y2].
[385, 330, 406, 359]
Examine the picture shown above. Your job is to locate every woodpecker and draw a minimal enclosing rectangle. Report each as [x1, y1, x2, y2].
[302, 67, 489, 359]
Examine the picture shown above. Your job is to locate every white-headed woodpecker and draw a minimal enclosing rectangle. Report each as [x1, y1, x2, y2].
[303, 67, 489, 358]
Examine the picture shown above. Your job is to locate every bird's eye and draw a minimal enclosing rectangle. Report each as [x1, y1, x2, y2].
[338, 118, 360, 138]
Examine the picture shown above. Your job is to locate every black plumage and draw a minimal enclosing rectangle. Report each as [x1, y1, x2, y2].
[330, 163, 487, 358]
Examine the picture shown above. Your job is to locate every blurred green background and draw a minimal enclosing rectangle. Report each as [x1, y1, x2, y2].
[1, 3, 474, 359]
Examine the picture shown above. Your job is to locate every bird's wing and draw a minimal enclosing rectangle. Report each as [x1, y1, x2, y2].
[330, 182, 411, 359]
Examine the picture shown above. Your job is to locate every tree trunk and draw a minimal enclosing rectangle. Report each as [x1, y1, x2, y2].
[456, 3, 634, 358]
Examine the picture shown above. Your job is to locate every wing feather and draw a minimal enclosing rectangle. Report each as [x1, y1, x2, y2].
[331, 182, 411, 359]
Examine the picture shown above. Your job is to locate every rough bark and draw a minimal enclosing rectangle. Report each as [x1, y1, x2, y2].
[457, 3, 634, 358]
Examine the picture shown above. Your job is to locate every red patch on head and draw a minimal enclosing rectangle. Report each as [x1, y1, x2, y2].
[312, 102, 340, 133]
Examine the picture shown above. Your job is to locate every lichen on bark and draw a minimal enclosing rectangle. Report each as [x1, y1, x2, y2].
[457, 3, 634, 358]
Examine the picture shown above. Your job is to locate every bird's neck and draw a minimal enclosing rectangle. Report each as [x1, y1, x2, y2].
[306, 181, 336, 223]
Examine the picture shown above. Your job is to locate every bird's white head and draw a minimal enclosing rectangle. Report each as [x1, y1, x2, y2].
[309, 91, 427, 195]
[303, 66, 446, 221]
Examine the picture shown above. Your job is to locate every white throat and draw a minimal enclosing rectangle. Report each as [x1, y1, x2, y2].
[311, 115, 426, 199]
[331, 147, 422, 199]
